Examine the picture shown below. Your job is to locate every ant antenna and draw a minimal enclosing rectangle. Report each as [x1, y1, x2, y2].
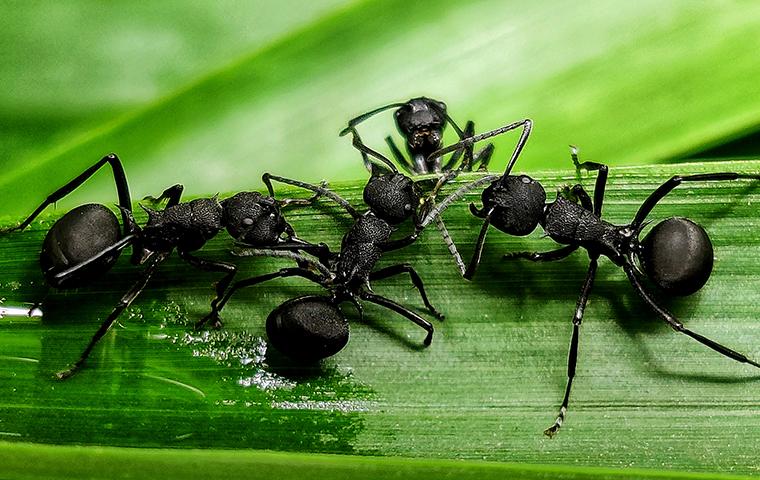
[339, 102, 407, 136]
[344, 128, 398, 174]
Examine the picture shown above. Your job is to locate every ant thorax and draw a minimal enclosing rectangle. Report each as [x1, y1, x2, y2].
[141, 198, 224, 252]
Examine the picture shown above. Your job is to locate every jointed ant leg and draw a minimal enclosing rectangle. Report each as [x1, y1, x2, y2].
[544, 256, 599, 438]
[1, 153, 134, 235]
[632, 172, 760, 228]
[262, 173, 359, 219]
[425, 119, 532, 177]
[624, 265, 760, 369]
[433, 214, 466, 275]
[442, 121, 474, 172]
[474, 144, 495, 172]
[277, 180, 328, 208]
[359, 290, 434, 346]
[55, 252, 169, 380]
[370, 263, 444, 319]
[142, 184, 184, 209]
[570, 147, 608, 216]
[504, 245, 578, 263]
[464, 207, 494, 280]
[178, 251, 237, 329]
[272, 236, 333, 265]
[52, 235, 137, 284]
[385, 136, 415, 175]
[195, 267, 324, 330]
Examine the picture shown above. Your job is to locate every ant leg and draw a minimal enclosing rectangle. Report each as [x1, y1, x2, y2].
[570, 147, 609, 216]
[420, 174, 501, 228]
[379, 231, 420, 252]
[632, 172, 760, 228]
[464, 208, 494, 280]
[55, 252, 168, 380]
[504, 245, 578, 263]
[441, 121, 474, 172]
[344, 128, 399, 174]
[559, 184, 593, 212]
[1, 154, 134, 235]
[474, 144, 495, 172]
[370, 263, 444, 319]
[425, 119, 532, 177]
[359, 290, 434, 346]
[178, 251, 237, 329]
[52, 234, 137, 284]
[277, 180, 329, 208]
[265, 232, 333, 266]
[196, 267, 323, 329]
[142, 184, 184, 209]
[262, 173, 359, 219]
[433, 215, 466, 276]
[545, 256, 599, 437]
[624, 265, 760, 368]
[385, 136, 416, 175]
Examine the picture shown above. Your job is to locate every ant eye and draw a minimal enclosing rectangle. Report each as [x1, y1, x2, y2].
[242, 218, 254, 226]
[404, 203, 411, 211]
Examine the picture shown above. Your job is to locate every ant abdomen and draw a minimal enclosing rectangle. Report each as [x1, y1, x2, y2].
[640, 217, 714, 296]
[266, 295, 349, 362]
[40, 203, 122, 288]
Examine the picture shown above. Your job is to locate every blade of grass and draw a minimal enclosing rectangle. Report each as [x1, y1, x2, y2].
[1, 160, 759, 475]
[1, 441, 756, 480]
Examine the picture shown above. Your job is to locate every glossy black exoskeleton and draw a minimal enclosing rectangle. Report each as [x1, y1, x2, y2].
[425, 141, 760, 437]
[0, 154, 327, 378]
[203, 130, 444, 362]
[340, 97, 496, 175]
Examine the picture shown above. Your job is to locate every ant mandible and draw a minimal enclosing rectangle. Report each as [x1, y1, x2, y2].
[424, 135, 760, 437]
[0, 153, 328, 378]
[200, 129, 445, 362]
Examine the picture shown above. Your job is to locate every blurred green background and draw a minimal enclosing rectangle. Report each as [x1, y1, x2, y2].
[3, 0, 760, 216]
[2, 1, 760, 479]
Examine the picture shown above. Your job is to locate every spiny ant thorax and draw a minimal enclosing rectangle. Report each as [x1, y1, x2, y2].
[482, 175, 546, 236]
[222, 191, 287, 246]
[363, 173, 421, 225]
[142, 197, 223, 252]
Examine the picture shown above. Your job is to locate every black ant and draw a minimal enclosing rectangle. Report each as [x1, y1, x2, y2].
[200, 129, 445, 362]
[343, 99, 533, 275]
[424, 136, 760, 437]
[340, 97, 495, 175]
[0, 153, 328, 379]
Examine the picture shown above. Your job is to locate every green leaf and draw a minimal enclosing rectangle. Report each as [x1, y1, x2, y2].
[0, 441, 756, 480]
[2, 161, 759, 477]
[4, 1, 760, 216]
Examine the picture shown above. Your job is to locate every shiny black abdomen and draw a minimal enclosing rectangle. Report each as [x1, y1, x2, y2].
[40, 203, 122, 288]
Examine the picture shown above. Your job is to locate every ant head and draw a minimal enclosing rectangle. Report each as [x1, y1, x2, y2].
[479, 175, 546, 236]
[363, 172, 421, 225]
[395, 97, 447, 155]
[266, 295, 349, 362]
[221, 192, 287, 246]
[638, 217, 713, 296]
